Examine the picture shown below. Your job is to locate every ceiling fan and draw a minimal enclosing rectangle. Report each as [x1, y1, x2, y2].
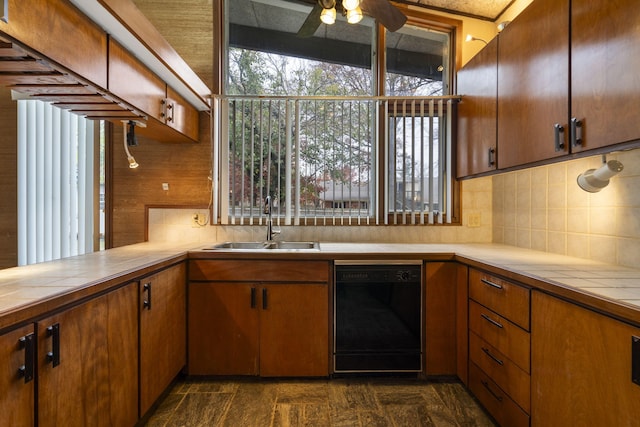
[297, 0, 407, 37]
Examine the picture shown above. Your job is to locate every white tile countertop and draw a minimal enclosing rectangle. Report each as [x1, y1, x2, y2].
[1, 242, 639, 330]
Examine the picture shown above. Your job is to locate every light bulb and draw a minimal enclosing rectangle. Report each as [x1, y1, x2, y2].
[127, 155, 139, 169]
[320, 7, 336, 25]
[342, 0, 359, 11]
[347, 7, 363, 24]
[465, 34, 473, 42]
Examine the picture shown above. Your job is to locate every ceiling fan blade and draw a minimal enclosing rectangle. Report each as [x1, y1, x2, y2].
[297, 2, 323, 38]
[360, 0, 407, 32]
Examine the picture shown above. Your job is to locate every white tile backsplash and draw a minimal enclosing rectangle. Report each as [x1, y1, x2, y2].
[492, 148, 640, 268]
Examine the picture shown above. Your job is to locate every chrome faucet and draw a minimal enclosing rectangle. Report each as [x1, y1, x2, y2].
[264, 196, 280, 241]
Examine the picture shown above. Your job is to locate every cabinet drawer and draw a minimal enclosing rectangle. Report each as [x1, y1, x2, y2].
[189, 260, 329, 282]
[469, 331, 530, 413]
[469, 362, 529, 427]
[469, 269, 530, 330]
[469, 300, 530, 373]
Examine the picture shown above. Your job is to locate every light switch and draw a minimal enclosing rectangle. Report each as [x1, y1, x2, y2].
[162, 183, 169, 191]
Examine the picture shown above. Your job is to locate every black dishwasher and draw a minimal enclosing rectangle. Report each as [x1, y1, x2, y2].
[334, 262, 422, 373]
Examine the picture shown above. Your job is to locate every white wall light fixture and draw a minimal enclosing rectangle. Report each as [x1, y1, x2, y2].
[465, 34, 488, 45]
[122, 120, 144, 169]
[577, 156, 624, 192]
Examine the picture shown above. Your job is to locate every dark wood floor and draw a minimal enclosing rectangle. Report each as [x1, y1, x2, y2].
[144, 376, 496, 426]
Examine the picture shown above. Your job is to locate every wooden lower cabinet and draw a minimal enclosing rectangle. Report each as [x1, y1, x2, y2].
[0, 324, 35, 427]
[139, 262, 187, 416]
[37, 283, 138, 427]
[532, 291, 640, 426]
[188, 260, 330, 377]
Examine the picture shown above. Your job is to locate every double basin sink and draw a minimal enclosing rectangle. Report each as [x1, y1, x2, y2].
[206, 241, 320, 250]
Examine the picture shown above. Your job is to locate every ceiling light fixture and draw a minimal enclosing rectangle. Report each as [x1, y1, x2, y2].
[320, 6, 336, 25]
[577, 155, 624, 192]
[346, 6, 363, 24]
[342, 0, 359, 10]
[465, 34, 488, 44]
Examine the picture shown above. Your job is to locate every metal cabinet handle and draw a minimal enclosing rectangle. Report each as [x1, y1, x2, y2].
[571, 117, 583, 147]
[487, 147, 496, 167]
[481, 313, 504, 329]
[46, 323, 60, 367]
[143, 282, 152, 310]
[18, 333, 35, 383]
[481, 278, 503, 290]
[251, 287, 257, 309]
[482, 347, 504, 366]
[262, 288, 268, 310]
[554, 123, 565, 151]
[481, 380, 503, 402]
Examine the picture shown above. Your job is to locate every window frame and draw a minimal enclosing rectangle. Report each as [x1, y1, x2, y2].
[217, 1, 462, 226]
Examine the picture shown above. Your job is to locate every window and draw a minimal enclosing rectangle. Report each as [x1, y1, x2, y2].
[215, 0, 458, 225]
[17, 100, 103, 265]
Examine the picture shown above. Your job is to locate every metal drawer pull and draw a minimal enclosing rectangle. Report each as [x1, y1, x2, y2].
[481, 313, 504, 329]
[554, 123, 565, 151]
[482, 347, 504, 366]
[480, 278, 503, 290]
[481, 380, 503, 402]
[18, 333, 35, 383]
[571, 117, 583, 147]
[46, 323, 60, 367]
[143, 282, 152, 310]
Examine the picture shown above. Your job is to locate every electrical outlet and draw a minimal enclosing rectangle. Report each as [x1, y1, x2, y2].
[468, 213, 481, 227]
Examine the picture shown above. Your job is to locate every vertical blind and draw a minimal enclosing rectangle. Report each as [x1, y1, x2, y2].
[17, 100, 96, 266]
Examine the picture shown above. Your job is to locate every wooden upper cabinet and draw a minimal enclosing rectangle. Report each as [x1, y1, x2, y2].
[570, 0, 640, 152]
[108, 38, 166, 122]
[457, 38, 498, 178]
[0, 0, 107, 88]
[497, 0, 569, 169]
[165, 86, 200, 142]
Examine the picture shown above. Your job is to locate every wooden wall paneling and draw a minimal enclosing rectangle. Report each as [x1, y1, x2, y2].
[0, 87, 17, 268]
[110, 116, 211, 247]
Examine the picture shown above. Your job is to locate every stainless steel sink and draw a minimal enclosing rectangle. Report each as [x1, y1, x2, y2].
[206, 241, 319, 250]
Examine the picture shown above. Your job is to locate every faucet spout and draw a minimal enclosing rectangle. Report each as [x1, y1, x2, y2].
[264, 196, 280, 241]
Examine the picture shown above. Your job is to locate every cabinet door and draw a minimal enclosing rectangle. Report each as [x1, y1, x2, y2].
[0, 324, 35, 427]
[165, 86, 200, 142]
[425, 262, 458, 375]
[571, 0, 640, 152]
[259, 283, 329, 377]
[38, 283, 138, 427]
[457, 38, 498, 178]
[188, 282, 259, 375]
[108, 38, 166, 121]
[532, 292, 640, 426]
[140, 262, 186, 415]
[497, 0, 569, 168]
